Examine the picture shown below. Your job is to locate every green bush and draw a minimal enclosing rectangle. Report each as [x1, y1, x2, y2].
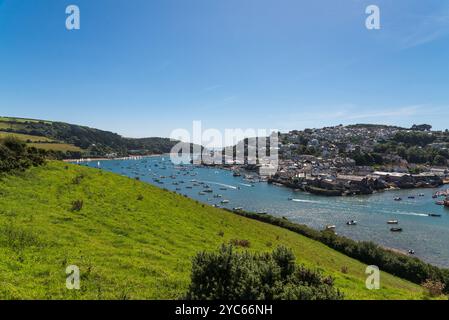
[0, 137, 46, 174]
[186, 245, 343, 300]
[71, 200, 84, 212]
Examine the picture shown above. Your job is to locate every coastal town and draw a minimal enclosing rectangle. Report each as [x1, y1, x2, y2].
[219, 124, 449, 201]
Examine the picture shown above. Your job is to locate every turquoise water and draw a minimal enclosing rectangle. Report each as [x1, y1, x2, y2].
[80, 156, 449, 268]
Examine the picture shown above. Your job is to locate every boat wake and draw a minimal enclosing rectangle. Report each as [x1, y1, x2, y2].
[202, 181, 238, 190]
[394, 212, 429, 217]
[239, 183, 253, 187]
[290, 199, 322, 204]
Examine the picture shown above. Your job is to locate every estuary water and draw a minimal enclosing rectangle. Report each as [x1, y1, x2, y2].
[80, 156, 449, 268]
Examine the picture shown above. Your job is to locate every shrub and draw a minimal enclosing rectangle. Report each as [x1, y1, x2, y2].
[0, 137, 46, 174]
[72, 174, 85, 185]
[71, 200, 84, 212]
[422, 279, 445, 297]
[137, 194, 144, 201]
[186, 245, 343, 300]
[229, 239, 250, 248]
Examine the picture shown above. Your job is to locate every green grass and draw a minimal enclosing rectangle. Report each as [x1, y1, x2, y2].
[0, 132, 82, 152]
[26, 142, 83, 152]
[0, 132, 55, 143]
[0, 116, 52, 124]
[0, 162, 433, 300]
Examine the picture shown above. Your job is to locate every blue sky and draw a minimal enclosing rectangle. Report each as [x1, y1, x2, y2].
[1, 0, 449, 138]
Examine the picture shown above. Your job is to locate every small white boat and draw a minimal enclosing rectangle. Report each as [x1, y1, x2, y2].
[221, 200, 230, 204]
[387, 220, 399, 224]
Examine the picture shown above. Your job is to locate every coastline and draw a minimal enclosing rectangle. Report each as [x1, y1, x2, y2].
[63, 154, 165, 162]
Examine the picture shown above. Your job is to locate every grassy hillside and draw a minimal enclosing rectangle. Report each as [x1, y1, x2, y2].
[0, 132, 82, 153]
[0, 162, 431, 300]
[0, 116, 191, 158]
[0, 132, 55, 142]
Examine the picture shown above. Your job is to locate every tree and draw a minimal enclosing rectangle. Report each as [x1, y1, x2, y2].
[186, 245, 343, 300]
[433, 155, 447, 166]
[411, 124, 432, 131]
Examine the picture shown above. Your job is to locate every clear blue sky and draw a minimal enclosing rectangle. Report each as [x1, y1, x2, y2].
[1, 0, 449, 138]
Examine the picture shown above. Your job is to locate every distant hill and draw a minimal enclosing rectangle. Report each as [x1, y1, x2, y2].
[0, 116, 191, 158]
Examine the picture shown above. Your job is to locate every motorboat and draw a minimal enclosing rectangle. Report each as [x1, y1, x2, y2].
[428, 213, 442, 217]
[346, 220, 357, 226]
[390, 227, 403, 232]
[387, 220, 399, 224]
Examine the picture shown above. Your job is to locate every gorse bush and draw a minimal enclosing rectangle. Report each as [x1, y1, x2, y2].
[422, 279, 445, 297]
[0, 137, 46, 174]
[186, 245, 343, 300]
[229, 238, 250, 248]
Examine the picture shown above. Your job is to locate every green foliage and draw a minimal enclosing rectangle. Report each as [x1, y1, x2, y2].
[393, 131, 436, 147]
[350, 151, 384, 166]
[433, 155, 447, 166]
[186, 245, 343, 300]
[70, 200, 84, 212]
[0, 137, 46, 173]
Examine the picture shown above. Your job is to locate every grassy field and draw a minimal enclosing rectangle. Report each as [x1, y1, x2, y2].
[0, 116, 52, 124]
[0, 162, 433, 300]
[26, 142, 83, 152]
[0, 132, 82, 152]
[0, 132, 54, 143]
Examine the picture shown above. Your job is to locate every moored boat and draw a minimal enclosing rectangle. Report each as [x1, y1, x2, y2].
[387, 220, 399, 224]
[390, 227, 403, 232]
